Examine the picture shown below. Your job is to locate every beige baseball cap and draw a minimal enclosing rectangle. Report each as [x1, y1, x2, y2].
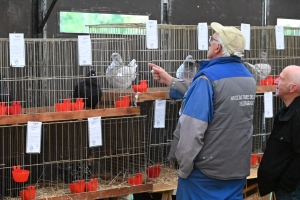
[211, 22, 246, 56]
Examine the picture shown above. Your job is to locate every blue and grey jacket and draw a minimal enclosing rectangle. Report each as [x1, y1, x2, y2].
[168, 56, 256, 180]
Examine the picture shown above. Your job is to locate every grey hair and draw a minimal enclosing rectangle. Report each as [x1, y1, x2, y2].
[217, 36, 230, 57]
[217, 35, 244, 57]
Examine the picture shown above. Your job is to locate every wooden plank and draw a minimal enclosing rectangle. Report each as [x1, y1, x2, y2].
[38, 184, 152, 200]
[151, 182, 177, 193]
[101, 87, 170, 102]
[34, 107, 140, 122]
[247, 168, 258, 179]
[256, 85, 276, 93]
[0, 107, 140, 125]
[0, 114, 35, 125]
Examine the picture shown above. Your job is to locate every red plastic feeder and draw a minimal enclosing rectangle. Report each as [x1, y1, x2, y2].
[121, 96, 130, 107]
[257, 154, 263, 164]
[128, 173, 143, 186]
[115, 100, 123, 108]
[139, 80, 148, 86]
[19, 186, 36, 200]
[86, 178, 98, 192]
[9, 101, 22, 115]
[132, 84, 147, 93]
[73, 98, 84, 110]
[0, 102, 8, 115]
[55, 99, 73, 112]
[69, 180, 86, 193]
[62, 99, 72, 111]
[12, 165, 30, 183]
[146, 164, 161, 178]
[251, 154, 258, 166]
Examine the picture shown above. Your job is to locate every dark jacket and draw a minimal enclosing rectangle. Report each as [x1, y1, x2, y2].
[258, 96, 300, 196]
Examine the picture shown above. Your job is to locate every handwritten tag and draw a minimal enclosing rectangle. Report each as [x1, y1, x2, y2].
[146, 20, 158, 49]
[264, 92, 273, 118]
[275, 25, 285, 50]
[241, 23, 251, 50]
[154, 100, 166, 128]
[197, 23, 208, 50]
[26, 121, 42, 153]
[88, 116, 102, 147]
[78, 35, 92, 66]
[9, 33, 25, 67]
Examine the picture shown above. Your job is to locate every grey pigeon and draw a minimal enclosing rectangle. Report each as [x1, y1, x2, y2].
[176, 55, 198, 80]
[106, 53, 137, 89]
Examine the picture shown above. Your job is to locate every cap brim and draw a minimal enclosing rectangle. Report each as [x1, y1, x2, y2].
[211, 22, 224, 33]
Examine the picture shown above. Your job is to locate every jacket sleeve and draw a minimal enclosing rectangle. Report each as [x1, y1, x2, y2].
[175, 77, 214, 178]
[169, 78, 191, 99]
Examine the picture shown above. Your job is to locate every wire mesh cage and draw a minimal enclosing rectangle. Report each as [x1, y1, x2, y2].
[0, 24, 299, 199]
[0, 115, 147, 199]
[138, 100, 182, 183]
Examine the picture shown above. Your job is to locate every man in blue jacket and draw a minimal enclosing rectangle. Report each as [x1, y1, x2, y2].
[149, 22, 256, 199]
[258, 65, 300, 199]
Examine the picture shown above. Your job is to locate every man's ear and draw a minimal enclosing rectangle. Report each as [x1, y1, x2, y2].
[290, 84, 298, 93]
[214, 43, 222, 54]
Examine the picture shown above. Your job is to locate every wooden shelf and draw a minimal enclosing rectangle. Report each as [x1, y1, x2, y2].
[37, 184, 152, 200]
[256, 85, 276, 94]
[0, 107, 140, 125]
[0, 86, 276, 126]
[101, 87, 169, 102]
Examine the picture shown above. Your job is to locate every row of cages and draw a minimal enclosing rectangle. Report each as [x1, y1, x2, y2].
[0, 25, 299, 111]
[0, 96, 283, 199]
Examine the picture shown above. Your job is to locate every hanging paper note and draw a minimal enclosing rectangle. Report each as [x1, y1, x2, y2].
[26, 121, 42, 154]
[78, 35, 92, 66]
[154, 100, 166, 128]
[146, 20, 158, 49]
[9, 33, 25, 67]
[241, 23, 251, 50]
[275, 25, 285, 50]
[264, 92, 273, 118]
[197, 23, 208, 50]
[88, 116, 102, 147]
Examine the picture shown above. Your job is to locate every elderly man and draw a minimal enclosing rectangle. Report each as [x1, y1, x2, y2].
[258, 65, 300, 199]
[149, 22, 256, 199]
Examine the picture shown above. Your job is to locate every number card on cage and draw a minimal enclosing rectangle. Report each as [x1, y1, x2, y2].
[264, 92, 273, 118]
[88, 116, 102, 147]
[197, 23, 208, 50]
[78, 35, 92, 66]
[26, 121, 42, 154]
[241, 23, 251, 50]
[154, 100, 166, 128]
[9, 33, 25, 67]
[146, 20, 158, 49]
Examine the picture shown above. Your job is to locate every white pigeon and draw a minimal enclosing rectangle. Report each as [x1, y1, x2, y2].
[244, 52, 272, 83]
[176, 55, 198, 80]
[106, 53, 137, 89]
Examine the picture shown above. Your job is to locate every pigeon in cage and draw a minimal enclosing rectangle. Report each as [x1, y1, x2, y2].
[73, 69, 102, 109]
[176, 55, 199, 81]
[106, 53, 138, 90]
[244, 52, 272, 84]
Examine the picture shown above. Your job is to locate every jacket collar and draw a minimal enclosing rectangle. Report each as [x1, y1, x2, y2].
[193, 56, 242, 82]
[279, 96, 300, 121]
